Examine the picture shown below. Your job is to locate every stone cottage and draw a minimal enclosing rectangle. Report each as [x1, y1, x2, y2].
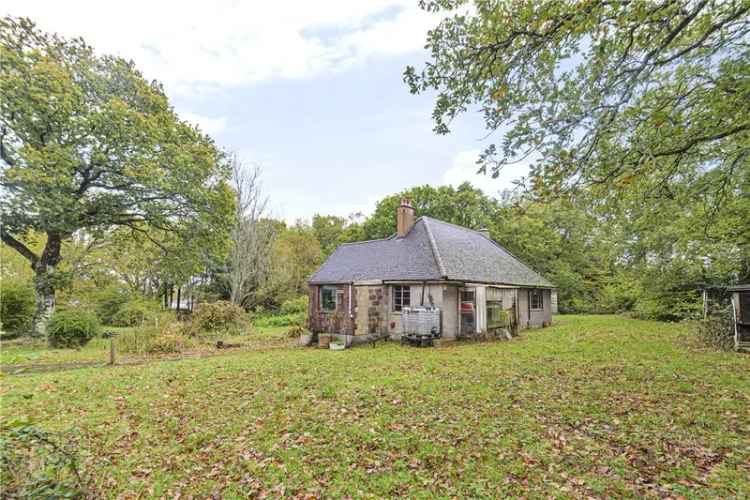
[307, 198, 556, 343]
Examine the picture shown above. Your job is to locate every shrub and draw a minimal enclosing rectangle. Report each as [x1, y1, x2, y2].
[696, 306, 736, 351]
[47, 309, 100, 348]
[116, 327, 158, 355]
[254, 312, 305, 328]
[146, 332, 193, 354]
[116, 323, 194, 355]
[0, 280, 35, 335]
[286, 325, 307, 338]
[110, 299, 159, 327]
[279, 295, 309, 316]
[94, 287, 130, 325]
[189, 301, 248, 336]
[632, 289, 702, 321]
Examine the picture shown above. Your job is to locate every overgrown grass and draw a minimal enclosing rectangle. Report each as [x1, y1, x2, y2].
[1, 315, 748, 497]
[0, 323, 291, 369]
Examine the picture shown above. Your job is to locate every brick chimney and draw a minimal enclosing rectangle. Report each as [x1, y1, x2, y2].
[396, 197, 416, 237]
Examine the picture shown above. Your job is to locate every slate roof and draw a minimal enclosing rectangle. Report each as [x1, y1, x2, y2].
[309, 216, 554, 288]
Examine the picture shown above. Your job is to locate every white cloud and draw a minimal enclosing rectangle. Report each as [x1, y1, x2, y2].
[443, 150, 532, 196]
[4, 1, 442, 95]
[179, 112, 226, 137]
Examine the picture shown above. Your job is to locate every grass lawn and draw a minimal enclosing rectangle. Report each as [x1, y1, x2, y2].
[1, 315, 749, 497]
[0, 324, 292, 371]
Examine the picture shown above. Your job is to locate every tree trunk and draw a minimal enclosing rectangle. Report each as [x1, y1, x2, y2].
[176, 286, 182, 312]
[32, 270, 56, 339]
[31, 233, 63, 342]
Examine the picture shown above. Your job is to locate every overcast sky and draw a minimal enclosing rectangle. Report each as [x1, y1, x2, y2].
[5, 1, 531, 223]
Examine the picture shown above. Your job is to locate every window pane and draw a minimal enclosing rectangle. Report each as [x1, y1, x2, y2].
[530, 290, 543, 310]
[321, 287, 336, 311]
[394, 285, 410, 311]
[487, 301, 504, 328]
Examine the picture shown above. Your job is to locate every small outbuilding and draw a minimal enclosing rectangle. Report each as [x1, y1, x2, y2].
[307, 198, 556, 345]
[729, 284, 750, 351]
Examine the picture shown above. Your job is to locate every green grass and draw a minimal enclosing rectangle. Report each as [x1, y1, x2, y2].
[1, 315, 748, 497]
[0, 324, 292, 369]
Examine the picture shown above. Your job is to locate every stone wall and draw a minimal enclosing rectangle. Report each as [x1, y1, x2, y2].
[307, 284, 355, 335]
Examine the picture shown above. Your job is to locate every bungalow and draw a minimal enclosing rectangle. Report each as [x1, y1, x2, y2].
[307, 198, 556, 343]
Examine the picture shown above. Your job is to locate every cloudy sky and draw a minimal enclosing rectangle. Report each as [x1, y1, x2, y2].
[4, 1, 531, 222]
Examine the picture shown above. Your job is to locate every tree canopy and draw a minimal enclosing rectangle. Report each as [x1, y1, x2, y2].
[405, 0, 750, 229]
[0, 17, 235, 336]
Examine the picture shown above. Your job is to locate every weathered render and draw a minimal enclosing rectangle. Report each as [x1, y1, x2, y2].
[308, 199, 556, 344]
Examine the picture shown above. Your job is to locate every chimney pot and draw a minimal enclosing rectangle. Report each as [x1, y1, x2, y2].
[396, 197, 416, 237]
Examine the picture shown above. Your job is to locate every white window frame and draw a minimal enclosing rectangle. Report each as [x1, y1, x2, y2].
[320, 286, 338, 312]
[392, 285, 411, 312]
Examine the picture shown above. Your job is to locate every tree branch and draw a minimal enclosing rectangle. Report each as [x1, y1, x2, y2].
[0, 228, 39, 266]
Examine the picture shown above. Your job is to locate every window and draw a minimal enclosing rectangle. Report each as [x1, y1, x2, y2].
[460, 288, 476, 334]
[393, 285, 411, 312]
[320, 286, 337, 312]
[487, 300, 506, 328]
[530, 289, 544, 310]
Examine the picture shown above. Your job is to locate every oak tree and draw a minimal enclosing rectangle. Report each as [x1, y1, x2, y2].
[0, 18, 234, 338]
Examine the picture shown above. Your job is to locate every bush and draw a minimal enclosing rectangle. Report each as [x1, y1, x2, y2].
[286, 325, 307, 338]
[279, 295, 309, 316]
[0, 280, 35, 335]
[146, 332, 193, 354]
[110, 299, 159, 327]
[254, 312, 305, 328]
[94, 287, 131, 325]
[116, 327, 158, 355]
[189, 301, 248, 336]
[47, 309, 100, 348]
[632, 289, 702, 321]
[696, 307, 735, 351]
[116, 323, 194, 355]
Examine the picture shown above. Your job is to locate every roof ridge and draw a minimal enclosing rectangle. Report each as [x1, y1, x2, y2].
[421, 216, 484, 235]
[421, 218, 447, 278]
[339, 237, 392, 246]
[423, 216, 553, 287]
[484, 237, 553, 286]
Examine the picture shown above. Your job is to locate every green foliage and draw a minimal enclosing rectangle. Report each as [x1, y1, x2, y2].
[110, 298, 160, 327]
[363, 183, 498, 239]
[94, 287, 131, 325]
[0, 279, 35, 335]
[189, 301, 248, 336]
[406, 1, 750, 221]
[259, 226, 322, 306]
[279, 295, 308, 316]
[0, 17, 235, 335]
[47, 309, 100, 348]
[0, 419, 86, 498]
[311, 214, 364, 257]
[632, 289, 702, 322]
[253, 311, 305, 329]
